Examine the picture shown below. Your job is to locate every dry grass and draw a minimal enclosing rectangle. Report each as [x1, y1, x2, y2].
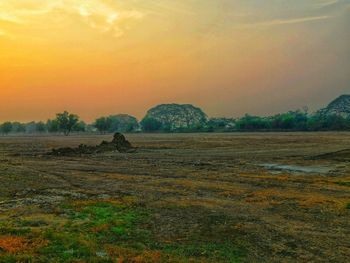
[0, 132, 349, 262]
[0, 236, 47, 254]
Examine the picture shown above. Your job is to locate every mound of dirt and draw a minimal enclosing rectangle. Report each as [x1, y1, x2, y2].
[50, 133, 135, 156]
[111, 132, 133, 151]
[311, 149, 350, 161]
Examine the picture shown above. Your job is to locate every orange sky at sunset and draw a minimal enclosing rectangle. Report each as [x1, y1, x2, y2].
[0, 0, 349, 122]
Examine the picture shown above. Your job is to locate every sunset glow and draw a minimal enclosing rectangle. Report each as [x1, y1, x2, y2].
[0, 0, 349, 122]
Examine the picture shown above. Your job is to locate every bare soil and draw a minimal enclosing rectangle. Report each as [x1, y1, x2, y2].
[0, 132, 349, 262]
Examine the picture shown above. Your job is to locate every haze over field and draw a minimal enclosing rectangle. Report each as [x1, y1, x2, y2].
[0, 0, 349, 122]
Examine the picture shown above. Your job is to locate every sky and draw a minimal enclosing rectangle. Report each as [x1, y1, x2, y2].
[0, 0, 349, 122]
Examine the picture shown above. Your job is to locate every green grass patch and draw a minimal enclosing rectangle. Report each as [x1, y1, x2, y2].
[347, 203, 350, 209]
[336, 181, 350, 187]
[0, 255, 17, 263]
[38, 201, 151, 262]
[0, 222, 31, 236]
[40, 230, 93, 261]
[0, 201, 246, 262]
[162, 242, 243, 263]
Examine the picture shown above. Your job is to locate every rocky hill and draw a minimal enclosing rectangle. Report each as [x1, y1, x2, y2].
[318, 95, 350, 118]
[142, 104, 208, 131]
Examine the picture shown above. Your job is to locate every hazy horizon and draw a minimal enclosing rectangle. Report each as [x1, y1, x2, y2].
[1, 0, 349, 122]
[0, 93, 348, 124]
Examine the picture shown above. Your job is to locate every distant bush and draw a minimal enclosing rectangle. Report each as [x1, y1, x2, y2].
[12, 122, 26, 133]
[73, 121, 87, 132]
[94, 117, 112, 134]
[46, 119, 59, 133]
[232, 111, 350, 132]
[207, 118, 236, 132]
[1, 102, 350, 134]
[36, 122, 47, 133]
[270, 111, 308, 130]
[236, 115, 271, 130]
[55, 111, 80, 136]
[1, 122, 13, 135]
[336, 181, 350, 187]
[307, 114, 350, 131]
[140, 117, 162, 132]
[108, 114, 139, 133]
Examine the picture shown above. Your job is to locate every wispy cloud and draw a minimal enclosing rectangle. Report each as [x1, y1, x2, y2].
[0, 0, 145, 37]
[0, 28, 15, 39]
[74, 1, 144, 37]
[138, 0, 196, 16]
[314, 0, 339, 8]
[250, 15, 332, 27]
[0, 13, 22, 24]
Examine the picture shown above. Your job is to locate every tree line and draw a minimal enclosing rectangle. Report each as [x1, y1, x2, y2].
[139, 109, 350, 132]
[0, 112, 86, 136]
[139, 110, 350, 132]
[229, 110, 350, 132]
[1, 109, 350, 135]
[0, 111, 140, 135]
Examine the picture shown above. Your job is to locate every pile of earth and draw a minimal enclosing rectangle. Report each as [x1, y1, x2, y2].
[49, 133, 135, 156]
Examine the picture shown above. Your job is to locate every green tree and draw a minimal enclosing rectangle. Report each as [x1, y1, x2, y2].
[94, 117, 112, 134]
[55, 111, 80, 136]
[322, 115, 349, 130]
[108, 115, 139, 133]
[1, 122, 13, 135]
[73, 121, 87, 132]
[140, 117, 162, 132]
[36, 121, 47, 133]
[12, 122, 26, 133]
[25, 122, 37, 133]
[207, 118, 236, 132]
[46, 119, 59, 133]
[236, 115, 271, 130]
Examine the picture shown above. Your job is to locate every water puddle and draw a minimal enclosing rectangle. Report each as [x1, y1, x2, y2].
[260, 163, 332, 174]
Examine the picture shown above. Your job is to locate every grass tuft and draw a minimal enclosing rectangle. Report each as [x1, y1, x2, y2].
[336, 181, 350, 187]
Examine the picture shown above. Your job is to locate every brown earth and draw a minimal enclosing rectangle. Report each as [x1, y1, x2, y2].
[49, 132, 134, 156]
[0, 132, 349, 262]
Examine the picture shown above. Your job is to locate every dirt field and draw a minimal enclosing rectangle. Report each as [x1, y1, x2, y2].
[0, 132, 349, 262]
